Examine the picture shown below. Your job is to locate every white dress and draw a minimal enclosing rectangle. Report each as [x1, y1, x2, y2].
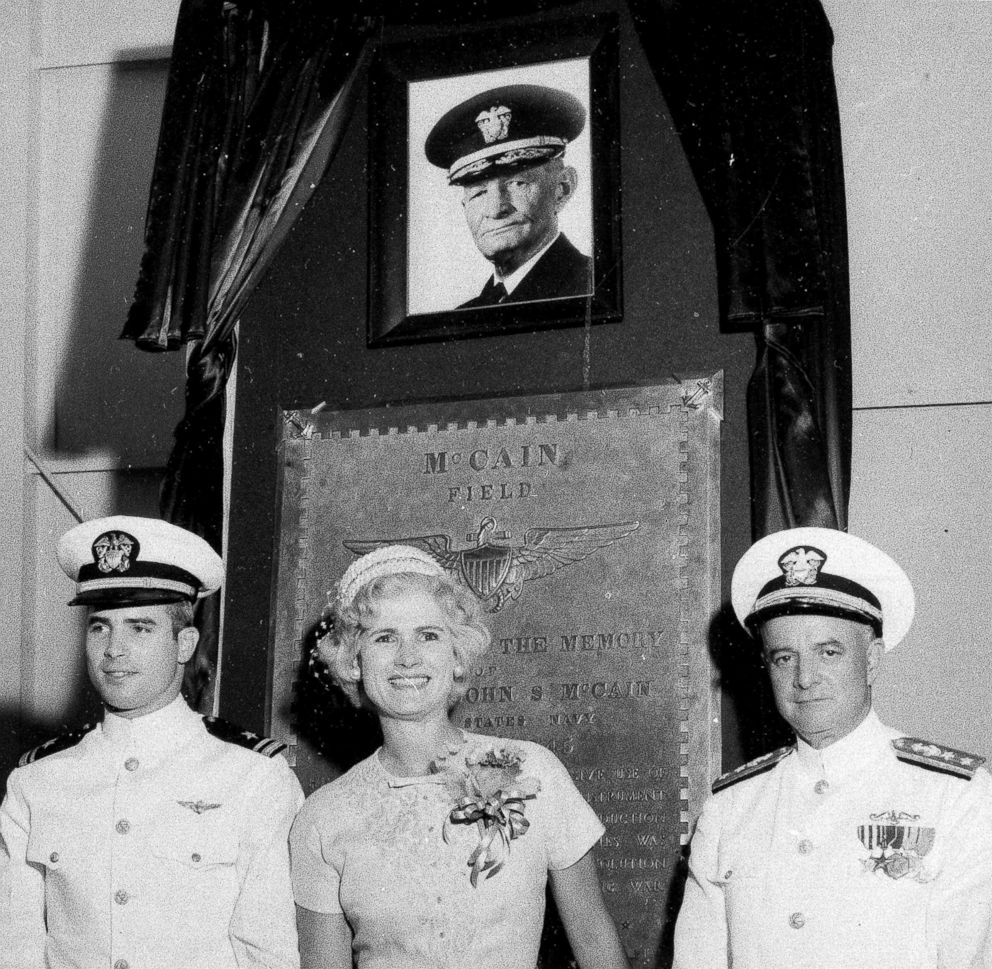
[291, 732, 605, 969]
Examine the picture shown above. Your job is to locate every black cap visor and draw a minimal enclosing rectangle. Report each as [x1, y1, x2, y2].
[70, 587, 196, 608]
[746, 597, 882, 638]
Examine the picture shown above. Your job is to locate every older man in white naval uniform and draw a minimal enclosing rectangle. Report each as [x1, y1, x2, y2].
[674, 527, 992, 969]
[0, 516, 303, 969]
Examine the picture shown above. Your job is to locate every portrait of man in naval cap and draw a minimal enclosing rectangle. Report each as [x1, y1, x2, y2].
[405, 59, 595, 316]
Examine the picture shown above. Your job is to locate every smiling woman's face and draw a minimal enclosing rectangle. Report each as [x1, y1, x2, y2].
[357, 589, 459, 723]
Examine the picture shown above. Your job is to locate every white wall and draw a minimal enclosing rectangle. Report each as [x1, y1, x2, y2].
[0, 0, 33, 754]
[825, 0, 992, 759]
[0, 1, 184, 760]
[37, 0, 179, 66]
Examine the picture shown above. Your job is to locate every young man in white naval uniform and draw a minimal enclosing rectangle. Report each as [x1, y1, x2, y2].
[0, 516, 304, 969]
[674, 527, 992, 969]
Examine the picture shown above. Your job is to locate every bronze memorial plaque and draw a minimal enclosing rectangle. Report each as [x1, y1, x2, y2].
[271, 378, 721, 967]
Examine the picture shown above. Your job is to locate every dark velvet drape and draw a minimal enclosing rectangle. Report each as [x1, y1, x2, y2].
[122, 0, 374, 708]
[123, 0, 375, 546]
[629, 0, 851, 536]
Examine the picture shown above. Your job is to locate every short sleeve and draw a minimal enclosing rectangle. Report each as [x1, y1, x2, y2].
[531, 745, 606, 871]
[289, 794, 343, 914]
[930, 767, 992, 967]
[228, 756, 304, 968]
[673, 793, 728, 969]
[0, 770, 47, 968]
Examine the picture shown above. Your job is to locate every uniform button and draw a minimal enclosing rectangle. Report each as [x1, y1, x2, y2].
[798, 838, 814, 855]
[191, 853, 202, 863]
[114, 890, 130, 905]
[814, 779, 829, 794]
[789, 912, 806, 929]
[49, 851, 60, 864]
[116, 819, 131, 835]
[114, 961, 129, 969]
[124, 757, 140, 772]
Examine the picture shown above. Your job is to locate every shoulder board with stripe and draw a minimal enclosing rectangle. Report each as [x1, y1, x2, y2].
[202, 716, 288, 758]
[712, 745, 794, 794]
[18, 725, 92, 767]
[892, 736, 986, 780]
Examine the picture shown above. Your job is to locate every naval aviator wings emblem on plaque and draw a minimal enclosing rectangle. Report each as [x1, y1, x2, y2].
[344, 516, 639, 612]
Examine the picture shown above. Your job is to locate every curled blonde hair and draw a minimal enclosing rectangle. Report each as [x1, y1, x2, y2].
[317, 571, 491, 708]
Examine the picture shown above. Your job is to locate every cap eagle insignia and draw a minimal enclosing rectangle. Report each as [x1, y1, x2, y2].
[475, 105, 512, 145]
[778, 545, 826, 587]
[92, 530, 137, 574]
[343, 516, 639, 613]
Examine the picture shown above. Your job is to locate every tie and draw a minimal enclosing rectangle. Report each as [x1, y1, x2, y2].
[480, 278, 507, 305]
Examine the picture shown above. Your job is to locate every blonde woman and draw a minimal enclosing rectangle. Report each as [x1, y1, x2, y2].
[290, 545, 629, 969]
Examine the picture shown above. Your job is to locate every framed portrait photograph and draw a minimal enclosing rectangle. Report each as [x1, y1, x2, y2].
[367, 14, 621, 346]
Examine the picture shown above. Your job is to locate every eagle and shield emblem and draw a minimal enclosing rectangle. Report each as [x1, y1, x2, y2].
[344, 516, 640, 612]
[475, 105, 512, 145]
[92, 530, 138, 575]
[778, 546, 826, 587]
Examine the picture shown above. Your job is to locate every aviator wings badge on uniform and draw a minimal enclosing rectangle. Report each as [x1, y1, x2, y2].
[344, 516, 639, 612]
[178, 800, 223, 815]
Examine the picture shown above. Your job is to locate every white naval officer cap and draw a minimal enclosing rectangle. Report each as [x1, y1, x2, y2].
[730, 527, 915, 650]
[57, 515, 224, 607]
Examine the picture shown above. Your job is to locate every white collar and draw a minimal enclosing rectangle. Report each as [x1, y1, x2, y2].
[794, 707, 893, 780]
[100, 694, 201, 756]
[495, 230, 560, 294]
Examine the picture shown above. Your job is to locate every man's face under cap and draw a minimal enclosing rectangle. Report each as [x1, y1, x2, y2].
[460, 160, 575, 273]
[730, 527, 914, 748]
[761, 612, 882, 749]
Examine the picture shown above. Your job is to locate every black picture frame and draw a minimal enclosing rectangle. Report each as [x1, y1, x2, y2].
[367, 13, 622, 347]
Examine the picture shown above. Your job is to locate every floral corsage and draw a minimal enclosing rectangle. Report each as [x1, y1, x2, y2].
[431, 742, 541, 886]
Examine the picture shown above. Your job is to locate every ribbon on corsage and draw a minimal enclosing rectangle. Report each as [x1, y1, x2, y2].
[433, 743, 541, 886]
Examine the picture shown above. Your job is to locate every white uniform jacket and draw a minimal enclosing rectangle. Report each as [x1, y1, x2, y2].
[674, 710, 992, 969]
[0, 696, 304, 969]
